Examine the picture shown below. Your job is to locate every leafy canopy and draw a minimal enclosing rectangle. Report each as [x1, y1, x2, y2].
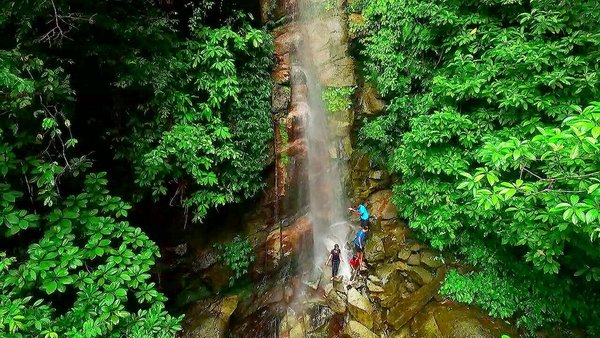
[0, 50, 180, 337]
[1, 0, 273, 336]
[352, 0, 600, 332]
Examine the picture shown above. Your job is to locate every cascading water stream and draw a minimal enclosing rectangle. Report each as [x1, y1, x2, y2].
[294, 0, 355, 282]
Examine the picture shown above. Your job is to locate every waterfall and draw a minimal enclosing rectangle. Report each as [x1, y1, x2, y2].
[294, 0, 355, 282]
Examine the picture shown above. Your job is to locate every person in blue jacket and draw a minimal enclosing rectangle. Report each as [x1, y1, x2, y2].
[349, 204, 370, 228]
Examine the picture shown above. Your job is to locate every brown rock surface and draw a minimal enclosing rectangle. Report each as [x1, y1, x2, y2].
[324, 283, 347, 314]
[407, 253, 421, 266]
[410, 302, 517, 338]
[366, 190, 398, 220]
[274, 23, 299, 57]
[407, 266, 434, 285]
[347, 288, 375, 329]
[398, 248, 411, 261]
[360, 82, 386, 114]
[388, 268, 447, 329]
[421, 250, 444, 268]
[342, 320, 378, 338]
[364, 232, 385, 262]
[266, 215, 312, 266]
[183, 295, 239, 338]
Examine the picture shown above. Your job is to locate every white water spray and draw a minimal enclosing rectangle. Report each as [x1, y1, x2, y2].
[295, 0, 356, 282]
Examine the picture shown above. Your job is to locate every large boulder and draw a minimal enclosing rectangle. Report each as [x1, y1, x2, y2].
[375, 262, 401, 283]
[347, 288, 375, 329]
[366, 190, 398, 221]
[387, 268, 447, 329]
[379, 273, 407, 308]
[409, 242, 423, 252]
[342, 320, 378, 338]
[364, 232, 385, 262]
[183, 295, 239, 338]
[367, 280, 384, 293]
[411, 308, 443, 338]
[407, 253, 421, 266]
[407, 266, 434, 285]
[398, 248, 411, 261]
[289, 323, 305, 338]
[325, 283, 347, 314]
[389, 326, 411, 338]
[421, 250, 444, 268]
[411, 302, 517, 338]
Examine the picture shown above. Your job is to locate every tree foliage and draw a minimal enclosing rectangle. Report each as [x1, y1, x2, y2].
[0, 50, 181, 337]
[352, 0, 600, 332]
[1, 0, 272, 336]
[215, 236, 255, 286]
[116, 14, 273, 223]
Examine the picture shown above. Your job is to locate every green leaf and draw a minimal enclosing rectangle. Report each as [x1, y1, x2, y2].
[45, 281, 58, 294]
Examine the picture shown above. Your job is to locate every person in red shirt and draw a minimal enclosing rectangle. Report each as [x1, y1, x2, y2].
[349, 255, 360, 281]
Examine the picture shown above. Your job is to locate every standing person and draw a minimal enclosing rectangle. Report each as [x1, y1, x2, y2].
[349, 254, 360, 281]
[326, 244, 341, 281]
[349, 204, 370, 228]
[354, 226, 368, 267]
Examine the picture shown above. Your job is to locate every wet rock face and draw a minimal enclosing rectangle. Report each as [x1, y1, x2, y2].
[230, 306, 281, 338]
[306, 303, 334, 333]
[266, 215, 312, 267]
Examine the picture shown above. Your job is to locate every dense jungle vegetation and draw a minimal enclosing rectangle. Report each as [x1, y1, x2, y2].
[0, 0, 271, 336]
[351, 0, 600, 334]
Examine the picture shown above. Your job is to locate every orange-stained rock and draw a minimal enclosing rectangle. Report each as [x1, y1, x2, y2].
[366, 190, 398, 221]
[274, 23, 300, 57]
[284, 139, 307, 158]
[290, 80, 308, 102]
[273, 63, 291, 84]
[287, 101, 308, 139]
[266, 215, 313, 266]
